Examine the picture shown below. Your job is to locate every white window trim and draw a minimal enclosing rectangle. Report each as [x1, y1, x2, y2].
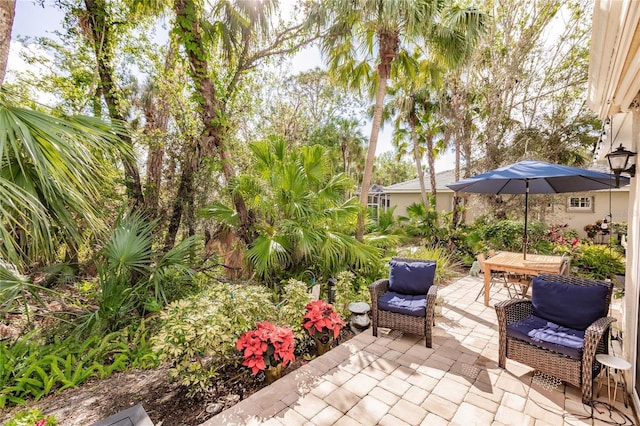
[567, 196, 594, 212]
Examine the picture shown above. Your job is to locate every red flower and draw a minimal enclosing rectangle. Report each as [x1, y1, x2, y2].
[237, 322, 295, 375]
[302, 300, 345, 340]
[35, 421, 46, 426]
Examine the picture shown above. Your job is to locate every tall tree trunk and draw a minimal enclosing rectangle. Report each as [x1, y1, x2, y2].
[171, 0, 254, 247]
[84, 0, 144, 208]
[451, 134, 462, 227]
[143, 43, 176, 216]
[357, 30, 399, 241]
[450, 88, 462, 228]
[0, 0, 15, 86]
[410, 115, 428, 210]
[426, 134, 436, 197]
[357, 71, 386, 241]
[164, 140, 196, 250]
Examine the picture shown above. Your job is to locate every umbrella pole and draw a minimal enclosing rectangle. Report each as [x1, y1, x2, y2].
[523, 181, 529, 260]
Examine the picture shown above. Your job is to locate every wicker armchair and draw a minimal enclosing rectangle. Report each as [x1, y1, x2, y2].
[369, 257, 437, 348]
[495, 273, 614, 403]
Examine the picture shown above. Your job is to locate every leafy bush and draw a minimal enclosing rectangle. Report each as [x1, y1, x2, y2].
[276, 280, 313, 345]
[333, 271, 371, 319]
[398, 246, 461, 284]
[0, 322, 157, 408]
[398, 201, 446, 243]
[480, 219, 546, 253]
[573, 243, 625, 280]
[153, 281, 277, 396]
[78, 211, 197, 335]
[4, 408, 56, 426]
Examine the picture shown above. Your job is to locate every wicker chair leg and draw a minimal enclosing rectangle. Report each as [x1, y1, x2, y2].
[581, 361, 594, 404]
[372, 325, 378, 337]
[582, 382, 592, 405]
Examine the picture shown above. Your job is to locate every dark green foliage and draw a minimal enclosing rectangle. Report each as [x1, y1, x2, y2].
[77, 211, 197, 336]
[0, 323, 158, 408]
[203, 136, 381, 286]
[398, 200, 448, 244]
[573, 244, 625, 280]
[473, 218, 550, 254]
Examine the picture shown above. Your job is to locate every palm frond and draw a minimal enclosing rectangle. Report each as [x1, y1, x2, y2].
[246, 234, 291, 279]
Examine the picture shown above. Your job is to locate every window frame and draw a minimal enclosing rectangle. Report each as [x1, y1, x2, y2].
[566, 196, 594, 212]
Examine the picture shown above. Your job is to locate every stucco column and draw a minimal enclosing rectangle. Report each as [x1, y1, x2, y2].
[624, 98, 639, 383]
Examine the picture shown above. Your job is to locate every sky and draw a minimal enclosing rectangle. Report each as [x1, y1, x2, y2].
[9, 0, 454, 172]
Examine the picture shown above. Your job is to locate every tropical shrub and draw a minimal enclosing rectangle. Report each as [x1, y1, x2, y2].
[0, 323, 157, 408]
[398, 200, 446, 244]
[546, 224, 580, 257]
[153, 281, 277, 396]
[78, 211, 197, 335]
[201, 136, 381, 286]
[4, 408, 56, 426]
[333, 271, 371, 319]
[365, 206, 403, 249]
[276, 279, 312, 346]
[573, 243, 625, 280]
[472, 218, 550, 254]
[0, 97, 130, 269]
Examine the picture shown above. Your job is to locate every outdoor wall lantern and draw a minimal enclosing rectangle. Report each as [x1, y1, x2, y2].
[606, 143, 636, 187]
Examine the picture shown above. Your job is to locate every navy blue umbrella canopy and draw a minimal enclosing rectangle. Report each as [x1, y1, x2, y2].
[447, 160, 628, 194]
[447, 160, 629, 258]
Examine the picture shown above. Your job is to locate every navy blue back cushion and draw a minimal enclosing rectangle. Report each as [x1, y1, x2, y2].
[388, 260, 436, 295]
[531, 277, 609, 330]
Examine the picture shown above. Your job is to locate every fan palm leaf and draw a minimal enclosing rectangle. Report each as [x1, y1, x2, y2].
[0, 93, 131, 267]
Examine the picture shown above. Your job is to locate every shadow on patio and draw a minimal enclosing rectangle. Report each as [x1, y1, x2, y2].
[202, 275, 637, 425]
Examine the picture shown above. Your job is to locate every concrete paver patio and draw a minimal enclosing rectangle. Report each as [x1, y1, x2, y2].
[203, 275, 637, 425]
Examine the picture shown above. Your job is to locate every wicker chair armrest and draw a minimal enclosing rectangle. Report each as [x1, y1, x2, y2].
[426, 284, 438, 314]
[494, 299, 533, 325]
[369, 279, 389, 302]
[583, 316, 617, 358]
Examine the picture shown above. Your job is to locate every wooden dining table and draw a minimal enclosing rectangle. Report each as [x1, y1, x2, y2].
[481, 251, 568, 306]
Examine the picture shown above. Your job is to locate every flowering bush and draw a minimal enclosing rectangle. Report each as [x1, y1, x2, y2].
[547, 224, 580, 256]
[302, 300, 345, 344]
[236, 322, 295, 375]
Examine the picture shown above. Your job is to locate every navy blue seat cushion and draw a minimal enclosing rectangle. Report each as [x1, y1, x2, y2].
[507, 315, 585, 359]
[378, 291, 427, 317]
[531, 277, 609, 330]
[388, 260, 436, 295]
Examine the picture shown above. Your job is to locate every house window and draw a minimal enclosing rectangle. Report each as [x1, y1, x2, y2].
[567, 196, 593, 212]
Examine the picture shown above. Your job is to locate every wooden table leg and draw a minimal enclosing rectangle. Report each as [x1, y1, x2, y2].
[483, 268, 491, 306]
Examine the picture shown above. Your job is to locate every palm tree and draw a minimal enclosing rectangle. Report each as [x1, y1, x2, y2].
[201, 136, 379, 285]
[320, 0, 487, 240]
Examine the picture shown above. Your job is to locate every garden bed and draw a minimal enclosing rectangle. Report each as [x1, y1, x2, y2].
[0, 329, 354, 426]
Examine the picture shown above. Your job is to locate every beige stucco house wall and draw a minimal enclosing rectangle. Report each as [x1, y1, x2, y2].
[383, 170, 628, 238]
[545, 189, 629, 237]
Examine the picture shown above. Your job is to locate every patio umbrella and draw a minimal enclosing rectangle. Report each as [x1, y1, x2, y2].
[447, 160, 629, 259]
